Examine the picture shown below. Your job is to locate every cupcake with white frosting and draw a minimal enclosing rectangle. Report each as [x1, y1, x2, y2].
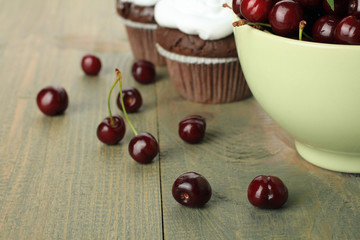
[154, 0, 251, 103]
[116, 0, 166, 66]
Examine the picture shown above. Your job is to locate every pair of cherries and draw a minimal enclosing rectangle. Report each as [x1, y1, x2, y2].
[313, 15, 360, 44]
[309, 0, 360, 45]
[36, 56, 103, 116]
[232, 0, 306, 37]
[36, 55, 103, 116]
[81, 54, 156, 82]
[172, 173, 288, 209]
[96, 68, 158, 164]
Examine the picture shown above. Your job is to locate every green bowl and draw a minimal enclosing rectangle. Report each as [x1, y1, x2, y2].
[233, 15, 360, 173]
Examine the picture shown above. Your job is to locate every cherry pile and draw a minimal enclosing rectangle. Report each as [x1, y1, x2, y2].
[36, 55, 291, 209]
[231, 0, 360, 44]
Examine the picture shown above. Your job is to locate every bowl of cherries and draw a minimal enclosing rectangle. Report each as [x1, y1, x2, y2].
[230, 0, 360, 173]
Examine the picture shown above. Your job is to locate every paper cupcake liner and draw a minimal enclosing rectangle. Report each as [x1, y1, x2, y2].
[118, 17, 166, 66]
[156, 44, 251, 103]
[119, 17, 157, 30]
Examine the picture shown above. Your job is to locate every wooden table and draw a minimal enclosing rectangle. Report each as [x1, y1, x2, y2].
[1, 1, 359, 239]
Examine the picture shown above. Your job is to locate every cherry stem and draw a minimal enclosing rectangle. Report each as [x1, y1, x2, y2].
[247, 22, 271, 28]
[222, 3, 232, 10]
[303, 32, 313, 41]
[115, 69, 138, 136]
[233, 19, 271, 29]
[107, 79, 118, 126]
[299, 20, 306, 41]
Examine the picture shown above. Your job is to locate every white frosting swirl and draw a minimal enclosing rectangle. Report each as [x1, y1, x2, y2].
[121, 0, 159, 7]
[154, 0, 233, 40]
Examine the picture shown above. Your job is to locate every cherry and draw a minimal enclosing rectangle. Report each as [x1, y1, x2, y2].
[128, 132, 159, 164]
[233, 0, 242, 15]
[268, 0, 304, 36]
[334, 15, 360, 44]
[348, 0, 360, 18]
[132, 60, 156, 84]
[116, 87, 142, 113]
[240, 0, 274, 22]
[312, 15, 341, 43]
[97, 77, 126, 145]
[248, 175, 288, 209]
[81, 54, 101, 76]
[116, 69, 159, 164]
[36, 86, 68, 116]
[172, 172, 212, 207]
[97, 116, 126, 145]
[178, 115, 206, 144]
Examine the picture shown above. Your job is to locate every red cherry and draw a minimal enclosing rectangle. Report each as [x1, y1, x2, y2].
[81, 55, 101, 76]
[116, 87, 143, 113]
[233, 0, 242, 14]
[128, 132, 159, 164]
[172, 172, 212, 207]
[348, 0, 360, 18]
[36, 86, 69, 116]
[312, 15, 341, 43]
[268, 0, 304, 36]
[178, 115, 206, 144]
[97, 116, 126, 145]
[132, 60, 156, 84]
[334, 15, 360, 44]
[240, 0, 274, 22]
[248, 175, 288, 209]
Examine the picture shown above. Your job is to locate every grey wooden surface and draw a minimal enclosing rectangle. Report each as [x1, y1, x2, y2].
[1, 0, 360, 239]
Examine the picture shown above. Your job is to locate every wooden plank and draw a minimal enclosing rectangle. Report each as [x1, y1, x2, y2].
[0, 1, 162, 239]
[156, 67, 360, 239]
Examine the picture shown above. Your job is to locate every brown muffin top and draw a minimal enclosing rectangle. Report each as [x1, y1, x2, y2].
[116, 0, 155, 24]
[156, 26, 237, 58]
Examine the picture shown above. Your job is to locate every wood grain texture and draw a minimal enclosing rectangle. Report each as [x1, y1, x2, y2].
[0, 0, 162, 239]
[1, 0, 360, 239]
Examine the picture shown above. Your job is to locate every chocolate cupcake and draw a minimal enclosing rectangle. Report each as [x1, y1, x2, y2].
[154, 0, 251, 103]
[116, 0, 166, 66]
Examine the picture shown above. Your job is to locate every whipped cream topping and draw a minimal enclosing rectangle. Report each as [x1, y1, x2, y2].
[154, 0, 233, 40]
[121, 0, 159, 7]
